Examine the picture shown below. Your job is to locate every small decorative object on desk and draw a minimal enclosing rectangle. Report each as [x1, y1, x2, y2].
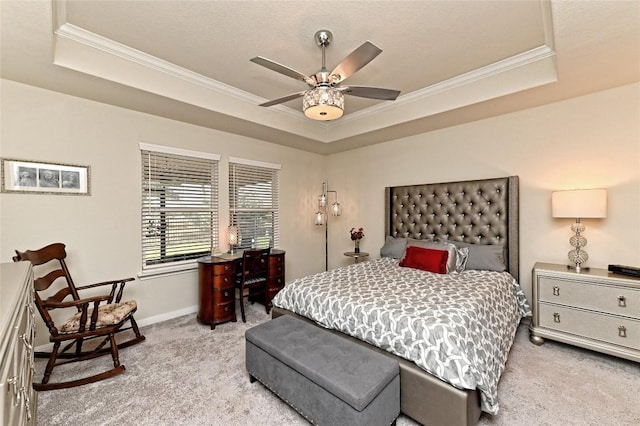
[350, 227, 364, 253]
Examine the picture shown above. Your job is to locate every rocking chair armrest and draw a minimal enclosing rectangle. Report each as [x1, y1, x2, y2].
[43, 294, 111, 309]
[75, 277, 135, 303]
[75, 277, 135, 291]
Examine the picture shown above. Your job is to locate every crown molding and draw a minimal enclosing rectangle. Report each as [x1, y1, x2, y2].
[54, 23, 268, 107]
[338, 44, 556, 126]
[51, 0, 557, 144]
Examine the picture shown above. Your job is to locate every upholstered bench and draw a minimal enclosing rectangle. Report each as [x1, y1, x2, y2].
[245, 315, 400, 426]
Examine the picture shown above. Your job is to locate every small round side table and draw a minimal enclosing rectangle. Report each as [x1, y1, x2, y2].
[344, 251, 369, 264]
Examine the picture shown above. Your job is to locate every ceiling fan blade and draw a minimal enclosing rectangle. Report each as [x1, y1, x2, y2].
[330, 42, 382, 84]
[258, 91, 306, 107]
[340, 86, 401, 101]
[251, 57, 316, 86]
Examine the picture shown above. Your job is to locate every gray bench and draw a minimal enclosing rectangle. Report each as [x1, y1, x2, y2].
[245, 315, 400, 426]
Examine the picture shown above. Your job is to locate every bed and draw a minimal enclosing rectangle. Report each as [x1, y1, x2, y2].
[272, 176, 530, 426]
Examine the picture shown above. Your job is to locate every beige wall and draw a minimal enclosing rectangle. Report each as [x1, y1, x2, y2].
[326, 82, 640, 303]
[0, 79, 327, 345]
[2, 79, 639, 345]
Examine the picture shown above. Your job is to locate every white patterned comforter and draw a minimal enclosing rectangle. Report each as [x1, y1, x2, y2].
[272, 257, 531, 414]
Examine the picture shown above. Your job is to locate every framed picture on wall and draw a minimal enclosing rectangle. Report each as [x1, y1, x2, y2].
[1, 158, 91, 195]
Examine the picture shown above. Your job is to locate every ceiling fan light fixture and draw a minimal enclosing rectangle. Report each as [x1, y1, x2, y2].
[303, 87, 344, 121]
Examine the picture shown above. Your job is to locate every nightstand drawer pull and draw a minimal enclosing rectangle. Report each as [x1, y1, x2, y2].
[553, 312, 561, 323]
[618, 326, 627, 338]
[618, 296, 627, 307]
[552, 286, 560, 296]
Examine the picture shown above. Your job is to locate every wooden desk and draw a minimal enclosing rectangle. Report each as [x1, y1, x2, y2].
[197, 249, 285, 329]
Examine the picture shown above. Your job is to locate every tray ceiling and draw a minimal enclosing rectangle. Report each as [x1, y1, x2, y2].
[1, 1, 638, 154]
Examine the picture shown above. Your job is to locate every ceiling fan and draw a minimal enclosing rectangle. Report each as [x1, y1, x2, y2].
[251, 30, 401, 121]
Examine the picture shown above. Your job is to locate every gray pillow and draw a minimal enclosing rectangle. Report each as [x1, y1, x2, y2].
[405, 239, 468, 273]
[380, 236, 407, 259]
[444, 240, 506, 272]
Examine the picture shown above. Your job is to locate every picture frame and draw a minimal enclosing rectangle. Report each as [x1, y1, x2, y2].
[1, 158, 90, 195]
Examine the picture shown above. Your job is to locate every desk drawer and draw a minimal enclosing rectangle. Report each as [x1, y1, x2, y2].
[213, 273, 234, 288]
[269, 255, 284, 276]
[213, 287, 234, 305]
[213, 301, 235, 321]
[538, 277, 640, 319]
[538, 303, 640, 351]
[212, 263, 235, 276]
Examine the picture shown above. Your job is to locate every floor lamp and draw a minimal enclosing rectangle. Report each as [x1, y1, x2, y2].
[315, 181, 341, 271]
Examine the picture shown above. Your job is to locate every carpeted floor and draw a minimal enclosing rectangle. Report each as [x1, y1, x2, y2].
[36, 303, 640, 426]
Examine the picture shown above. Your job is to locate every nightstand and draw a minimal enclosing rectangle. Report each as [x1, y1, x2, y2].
[530, 262, 639, 362]
[344, 251, 369, 263]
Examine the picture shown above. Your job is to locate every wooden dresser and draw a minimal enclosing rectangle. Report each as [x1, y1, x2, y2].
[530, 262, 639, 362]
[197, 249, 285, 329]
[1, 262, 37, 425]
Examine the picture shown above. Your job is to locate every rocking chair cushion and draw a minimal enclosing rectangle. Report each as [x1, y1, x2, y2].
[59, 300, 138, 334]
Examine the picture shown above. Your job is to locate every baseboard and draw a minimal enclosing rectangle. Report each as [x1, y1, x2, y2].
[34, 305, 199, 352]
[135, 305, 198, 328]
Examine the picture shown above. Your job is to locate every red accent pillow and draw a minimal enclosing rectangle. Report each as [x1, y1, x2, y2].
[399, 246, 449, 274]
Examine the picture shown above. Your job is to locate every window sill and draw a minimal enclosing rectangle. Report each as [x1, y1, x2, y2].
[138, 261, 198, 280]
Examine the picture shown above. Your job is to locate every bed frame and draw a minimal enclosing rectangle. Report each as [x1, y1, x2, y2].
[273, 176, 519, 426]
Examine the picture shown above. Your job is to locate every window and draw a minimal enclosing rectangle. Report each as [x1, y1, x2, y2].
[140, 143, 219, 271]
[229, 157, 280, 250]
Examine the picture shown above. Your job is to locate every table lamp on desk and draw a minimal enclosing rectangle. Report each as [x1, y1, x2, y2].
[228, 225, 240, 254]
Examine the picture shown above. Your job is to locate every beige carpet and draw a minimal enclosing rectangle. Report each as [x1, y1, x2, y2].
[36, 303, 640, 426]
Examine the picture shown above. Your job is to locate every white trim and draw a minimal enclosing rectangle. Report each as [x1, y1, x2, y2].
[54, 22, 264, 106]
[228, 156, 281, 170]
[336, 44, 556, 126]
[139, 142, 221, 161]
[135, 305, 199, 328]
[137, 261, 198, 280]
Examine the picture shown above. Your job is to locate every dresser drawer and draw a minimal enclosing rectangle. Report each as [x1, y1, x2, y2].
[538, 303, 640, 351]
[538, 276, 640, 319]
[1, 263, 36, 426]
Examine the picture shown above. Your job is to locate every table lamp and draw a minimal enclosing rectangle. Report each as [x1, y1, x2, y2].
[551, 189, 607, 272]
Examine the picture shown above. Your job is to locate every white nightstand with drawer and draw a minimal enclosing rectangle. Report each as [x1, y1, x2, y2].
[530, 262, 640, 362]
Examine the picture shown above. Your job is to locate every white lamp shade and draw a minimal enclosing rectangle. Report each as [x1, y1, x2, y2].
[552, 189, 607, 218]
[228, 225, 239, 245]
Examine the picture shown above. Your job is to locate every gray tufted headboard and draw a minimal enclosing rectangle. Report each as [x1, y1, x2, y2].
[384, 176, 519, 281]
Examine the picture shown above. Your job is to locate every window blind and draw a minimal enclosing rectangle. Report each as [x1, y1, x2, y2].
[229, 160, 280, 250]
[141, 147, 219, 269]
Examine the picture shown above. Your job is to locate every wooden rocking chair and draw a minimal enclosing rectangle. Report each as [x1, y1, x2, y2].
[13, 243, 145, 391]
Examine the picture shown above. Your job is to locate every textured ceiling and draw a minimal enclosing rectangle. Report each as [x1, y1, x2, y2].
[1, 1, 639, 154]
